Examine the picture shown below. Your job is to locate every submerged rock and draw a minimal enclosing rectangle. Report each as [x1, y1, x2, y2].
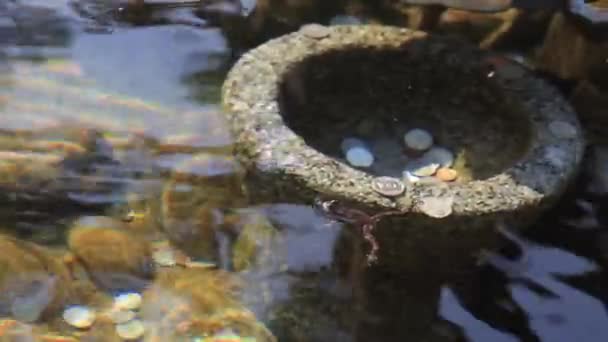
[0, 235, 74, 322]
[67, 220, 155, 292]
[141, 268, 276, 341]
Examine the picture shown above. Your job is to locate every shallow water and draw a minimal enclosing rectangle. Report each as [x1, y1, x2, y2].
[0, 1, 607, 341]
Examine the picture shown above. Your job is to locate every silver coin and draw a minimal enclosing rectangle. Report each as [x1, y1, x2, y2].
[371, 177, 405, 197]
[300, 23, 330, 39]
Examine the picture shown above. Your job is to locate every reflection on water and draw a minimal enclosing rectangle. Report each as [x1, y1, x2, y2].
[0, 0, 607, 341]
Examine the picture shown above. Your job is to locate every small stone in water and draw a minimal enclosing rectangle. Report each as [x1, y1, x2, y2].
[115, 319, 145, 340]
[436, 168, 458, 182]
[549, 121, 577, 139]
[152, 249, 176, 267]
[371, 176, 405, 197]
[300, 23, 330, 39]
[345, 147, 374, 167]
[113, 293, 142, 311]
[404, 128, 433, 151]
[422, 147, 454, 168]
[63, 306, 96, 329]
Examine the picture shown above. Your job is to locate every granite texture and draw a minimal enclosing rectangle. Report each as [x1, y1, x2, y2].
[222, 25, 584, 274]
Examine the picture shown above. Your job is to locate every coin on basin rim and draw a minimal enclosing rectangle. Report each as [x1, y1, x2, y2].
[372, 176, 406, 197]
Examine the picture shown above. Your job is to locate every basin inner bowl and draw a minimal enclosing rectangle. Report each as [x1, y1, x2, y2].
[278, 44, 532, 181]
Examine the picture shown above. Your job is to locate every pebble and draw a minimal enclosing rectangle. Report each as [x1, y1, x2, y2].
[549, 121, 577, 139]
[345, 146, 374, 167]
[422, 147, 455, 168]
[152, 249, 176, 267]
[419, 195, 454, 218]
[404, 128, 433, 151]
[63, 306, 96, 329]
[436, 168, 458, 182]
[371, 176, 405, 197]
[113, 293, 142, 311]
[115, 319, 145, 340]
[300, 23, 330, 39]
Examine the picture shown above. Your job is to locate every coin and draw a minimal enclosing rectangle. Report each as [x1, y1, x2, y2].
[371, 177, 405, 197]
[300, 23, 331, 39]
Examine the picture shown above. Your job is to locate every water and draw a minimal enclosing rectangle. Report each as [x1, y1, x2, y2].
[0, 0, 607, 341]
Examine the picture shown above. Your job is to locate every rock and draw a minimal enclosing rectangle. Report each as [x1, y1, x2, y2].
[402, 0, 513, 12]
[231, 212, 281, 272]
[548, 120, 578, 139]
[67, 222, 155, 292]
[571, 80, 608, 144]
[536, 12, 608, 80]
[404, 128, 433, 152]
[63, 305, 96, 329]
[162, 205, 222, 262]
[371, 176, 406, 197]
[586, 145, 608, 195]
[161, 153, 247, 261]
[0, 235, 74, 322]
[345, 146, 374, 167]
[115, 319, 145, 340]
[300, 23, 330, 39]
[436, 168, 458, 182]
[162, 153, 247, 210]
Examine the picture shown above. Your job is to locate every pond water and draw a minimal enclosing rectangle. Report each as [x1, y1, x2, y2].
[1, 1, 607, 341]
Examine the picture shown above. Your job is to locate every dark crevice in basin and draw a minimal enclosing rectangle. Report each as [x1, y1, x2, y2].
[278, 42, 533, 181]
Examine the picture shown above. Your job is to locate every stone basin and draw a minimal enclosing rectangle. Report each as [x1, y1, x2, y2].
[222, 25, 584, 275]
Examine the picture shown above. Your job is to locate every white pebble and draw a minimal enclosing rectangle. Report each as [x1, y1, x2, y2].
[404, 128, 433, 151]
[340, 137, 367, 153]
[345, 146, 374, 167]
[422, 147, 455, 168]
[113, 293, 142, 311]
[115, 319, 145, 340]
[63, 305, 96, 329]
